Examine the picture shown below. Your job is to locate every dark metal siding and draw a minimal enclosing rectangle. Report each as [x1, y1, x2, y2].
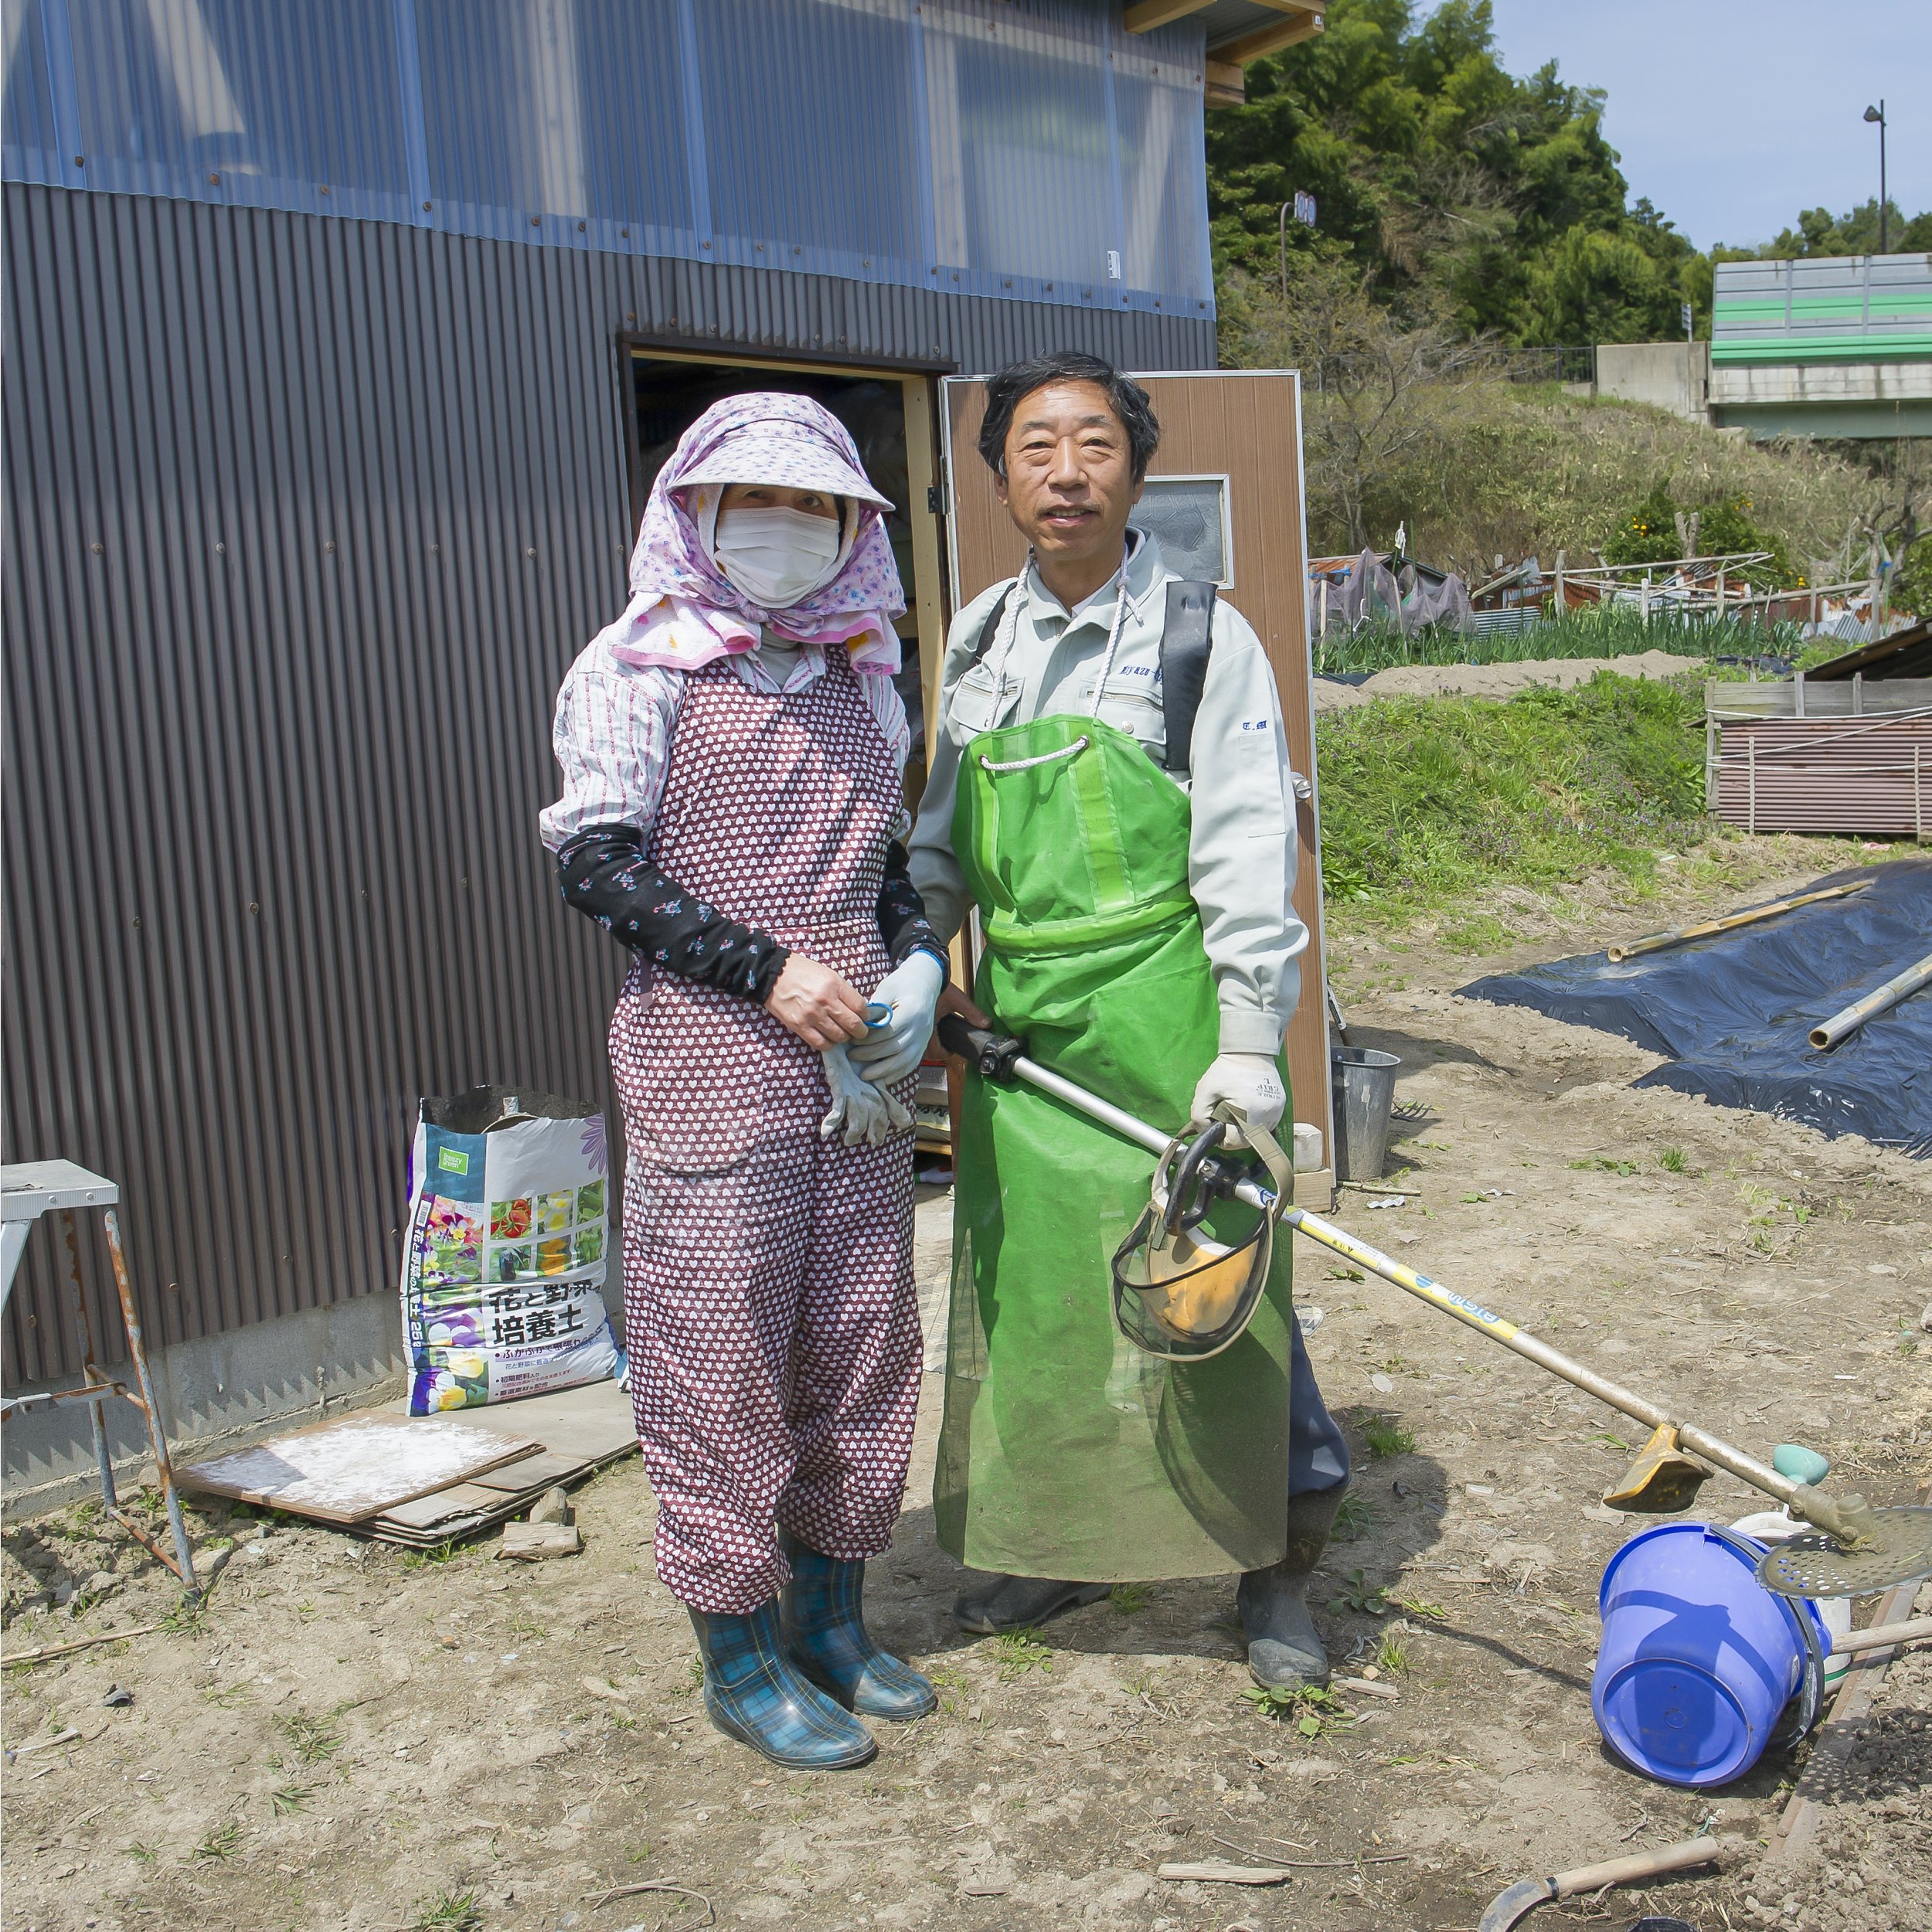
[2, 182, 1212, 1383]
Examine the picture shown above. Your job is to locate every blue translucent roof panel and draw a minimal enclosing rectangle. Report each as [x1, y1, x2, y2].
[2, 0, 1212, 315]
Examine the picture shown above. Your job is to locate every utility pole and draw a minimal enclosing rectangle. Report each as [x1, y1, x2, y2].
[1863, 100, 1888, 253]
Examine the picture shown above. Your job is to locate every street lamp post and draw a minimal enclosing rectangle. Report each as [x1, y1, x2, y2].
[1863, 100, 1888, 254]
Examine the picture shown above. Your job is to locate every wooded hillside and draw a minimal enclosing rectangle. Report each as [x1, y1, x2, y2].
[1207, 0, 1929, 349]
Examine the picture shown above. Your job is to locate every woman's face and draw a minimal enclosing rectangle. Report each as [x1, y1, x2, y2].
[717, 482, 839, 521]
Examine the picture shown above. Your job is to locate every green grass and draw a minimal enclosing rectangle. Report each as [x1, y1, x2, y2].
[1315, 672, 1711, 923]
[1658, 1145, 1689, 1173]
[410, 1891, 484, 1932]
[192, 1820, 243, 1861]
[277, 1713, 341, 1764]
[1361, 1414, 1416, 1460]
[1313, 607, 1805, 678]
[400, 1539, 469, 1570]
[1331, 1491, 1383, 1542]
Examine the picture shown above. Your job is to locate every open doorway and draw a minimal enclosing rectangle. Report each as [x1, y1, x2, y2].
[625, 351, 947, 808]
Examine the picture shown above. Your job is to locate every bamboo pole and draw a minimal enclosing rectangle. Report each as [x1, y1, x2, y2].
[1830, 1615, 1932, 1658]
[1809, 948, 1932, 1050]
[1607, 880, 1872, 964]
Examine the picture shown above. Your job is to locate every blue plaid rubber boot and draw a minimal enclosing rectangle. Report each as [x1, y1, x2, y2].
[780, 1532, 937, 1721]
[686, 1599, 877, 1770]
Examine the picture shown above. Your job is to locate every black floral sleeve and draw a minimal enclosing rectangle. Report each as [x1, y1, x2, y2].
[877, 841, 948, 980]
[555, 823, 787, 1002]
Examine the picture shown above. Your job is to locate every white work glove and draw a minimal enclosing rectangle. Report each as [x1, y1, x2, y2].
[847, 949, 945, 1090]
[819, 1043, 913, 1148]
[1190, 1053, 1286, 1147]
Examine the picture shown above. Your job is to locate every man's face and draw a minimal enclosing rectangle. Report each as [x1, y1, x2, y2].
[995, 379, 1141, 578]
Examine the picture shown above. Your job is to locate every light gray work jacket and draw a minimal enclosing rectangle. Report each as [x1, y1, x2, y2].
[907, 531, 1307, 1055]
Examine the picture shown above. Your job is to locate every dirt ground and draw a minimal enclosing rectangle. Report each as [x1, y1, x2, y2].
[1309, 651, 1707, 712]
[5, 842, 1929, 1932]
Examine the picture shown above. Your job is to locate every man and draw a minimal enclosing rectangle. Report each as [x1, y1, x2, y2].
[908, 352, 1350, 1690]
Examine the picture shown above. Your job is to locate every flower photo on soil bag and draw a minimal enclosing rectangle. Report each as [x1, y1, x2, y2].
[401, 1086, 619, 1415]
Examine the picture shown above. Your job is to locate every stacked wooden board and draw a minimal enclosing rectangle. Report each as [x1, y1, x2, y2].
[178, 1379, 637, 1546]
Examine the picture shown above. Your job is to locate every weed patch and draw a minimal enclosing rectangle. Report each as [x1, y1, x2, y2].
[1362, 1415, 1416, 1460]
[410, 1890, 484, 1932]
[1326, 1570, 1393, 1616]
[990, 1629, 1053, 1681]
[1316, 675, 1709, 927]
[1242, 1681, 1355, 1737]
[277, 1713, 342, 1764]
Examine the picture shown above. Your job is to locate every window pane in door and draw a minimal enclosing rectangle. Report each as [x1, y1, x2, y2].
[1131, 476, 1231, 586]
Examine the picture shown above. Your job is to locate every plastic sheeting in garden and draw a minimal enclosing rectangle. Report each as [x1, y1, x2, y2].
[1460, 862, 1932, 1156]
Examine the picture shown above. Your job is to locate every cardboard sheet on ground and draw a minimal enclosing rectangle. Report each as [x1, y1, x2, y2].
[1460, 862, 1932, 1157]
[359, 1376, 639, 1546]
[438, 1374, 635, 1464]
[179, 1413, 541, 1522]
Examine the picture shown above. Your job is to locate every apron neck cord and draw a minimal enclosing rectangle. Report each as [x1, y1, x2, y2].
[988, 549, 1033, 696]
[1086, 544, 1134, 717]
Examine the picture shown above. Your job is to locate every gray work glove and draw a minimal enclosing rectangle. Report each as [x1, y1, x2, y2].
[848, 949, 945, 1090]
[1189, 1052, 1286, 1148]
[819, 1043, 913, 1148]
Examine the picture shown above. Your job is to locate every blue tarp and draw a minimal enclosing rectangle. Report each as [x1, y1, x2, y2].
[1461, 862, 1932, 1156]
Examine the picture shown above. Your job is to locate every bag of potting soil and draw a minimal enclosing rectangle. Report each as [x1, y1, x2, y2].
[400, 1085, 620, 1415]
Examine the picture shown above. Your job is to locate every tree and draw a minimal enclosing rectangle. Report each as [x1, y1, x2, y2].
[1745, 199, 1932, 259]
[1206, 0, 1699, 347]
[1220, 260, 1483, 551]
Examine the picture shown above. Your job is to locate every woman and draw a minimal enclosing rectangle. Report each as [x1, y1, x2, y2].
[540, 393, 946, 1770]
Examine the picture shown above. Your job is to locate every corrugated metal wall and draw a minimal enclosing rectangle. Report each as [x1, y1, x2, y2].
[2, 182, 1212, 1384]
[2, 0, 1213, 320]
[1710, 718, 1932, 838]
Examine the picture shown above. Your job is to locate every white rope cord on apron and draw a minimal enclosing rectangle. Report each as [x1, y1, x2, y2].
[979, 736, 1090, 775]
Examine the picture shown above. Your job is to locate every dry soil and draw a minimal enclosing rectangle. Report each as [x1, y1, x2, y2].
[4, 849, 1928, 1932]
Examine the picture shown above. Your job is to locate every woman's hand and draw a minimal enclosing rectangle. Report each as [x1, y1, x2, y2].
[765, 954, 872, 1049]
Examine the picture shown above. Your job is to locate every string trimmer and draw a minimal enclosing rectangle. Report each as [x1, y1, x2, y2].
[937, 1015, 1932, 1600]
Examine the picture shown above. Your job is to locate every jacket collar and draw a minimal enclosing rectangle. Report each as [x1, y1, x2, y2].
[1024, 526, 1164, 635]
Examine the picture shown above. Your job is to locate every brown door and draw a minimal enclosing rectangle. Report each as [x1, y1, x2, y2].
[939, 372, 1334, 1202]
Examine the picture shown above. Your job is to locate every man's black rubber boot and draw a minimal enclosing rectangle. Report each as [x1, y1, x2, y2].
[1237, 1485, 1345, 1690]
[952, 1573, 1111, 1634]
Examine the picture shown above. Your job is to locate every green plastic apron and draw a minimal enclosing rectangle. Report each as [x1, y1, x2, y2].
[934, 711, 1293, 1580]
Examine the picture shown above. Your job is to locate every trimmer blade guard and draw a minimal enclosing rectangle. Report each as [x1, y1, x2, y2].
[1111, 1126, 1272, 1363]
[1602, 1423, 1713, 1514]
[1757, 1507, 1932, 1599]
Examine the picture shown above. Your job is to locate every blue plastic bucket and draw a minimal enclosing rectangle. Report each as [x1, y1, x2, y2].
[1593, 1522, 1828, 1787]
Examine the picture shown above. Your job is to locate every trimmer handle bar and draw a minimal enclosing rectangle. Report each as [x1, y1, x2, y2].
[937, 1012, 1026, 1081]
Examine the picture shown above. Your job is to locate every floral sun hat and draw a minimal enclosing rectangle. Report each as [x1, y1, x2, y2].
[597, 391, 906, 674]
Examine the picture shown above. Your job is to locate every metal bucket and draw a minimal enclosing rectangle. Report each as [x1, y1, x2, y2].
[1330, 1047, 1401, 1182]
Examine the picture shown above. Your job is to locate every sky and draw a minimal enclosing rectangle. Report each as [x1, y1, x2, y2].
[1485, 2, 1931, 250]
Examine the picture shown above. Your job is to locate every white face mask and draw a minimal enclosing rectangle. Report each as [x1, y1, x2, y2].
[713, 504, 842, 608]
